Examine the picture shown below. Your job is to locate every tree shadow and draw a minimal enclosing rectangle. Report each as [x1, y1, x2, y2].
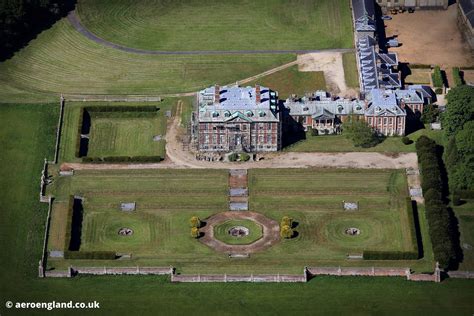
[1, 0, 77, 61]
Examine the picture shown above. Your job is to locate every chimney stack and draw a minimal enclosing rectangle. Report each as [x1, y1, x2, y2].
[214, 85, 220, 104]
[255, 85, 261, 103]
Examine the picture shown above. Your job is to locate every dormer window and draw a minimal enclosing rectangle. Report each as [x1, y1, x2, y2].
[224, 111, 231, 117]
[212, 111, 219, 117]
[245, 110, 253, 117]
[303, 107, 309, 111]
[356, 105, 362, 111]
[259, 111, 266, 117]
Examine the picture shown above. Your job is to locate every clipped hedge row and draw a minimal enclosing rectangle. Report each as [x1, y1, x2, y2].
[457, 190, 474, 199]
[416, 136, 458, 268]
[82, 156, 163, 163]
[64, 251, 116, 260]
[74, 107, 85, 158]
[63, 195, 75, 251]
[452, 67, 463, 87]
[432, 66, 443, 88]
[363, 250, 418, 260]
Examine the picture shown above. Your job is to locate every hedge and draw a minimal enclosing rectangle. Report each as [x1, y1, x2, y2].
[410, 64, 432, 69]
[452, 67, 463, 87]
[63, 195, 75, 251]
[416, 136, 458, 268]
[64, 251, 116, 260]
[431, 66, 443, 88]
[74, 107, 85, 158]
[363, 251, 419, 260]
[82, 156, 163, 163]
[457, 190, 474, 199]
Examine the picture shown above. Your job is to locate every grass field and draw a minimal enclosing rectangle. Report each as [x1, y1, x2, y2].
[59, 99, 184, 162]
[342, 52, 359, 88]
[246, 66, 326, 99]
[0, 19, 295, 103]
[285, 129, 445, 153]
[1, 104, 474, 315]
[405, 69, 432, 85]
[77, 0, 354, 51]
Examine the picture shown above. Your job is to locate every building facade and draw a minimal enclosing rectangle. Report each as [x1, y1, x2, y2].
[194, 85, 281, 152]
[376, 0, 449, 12]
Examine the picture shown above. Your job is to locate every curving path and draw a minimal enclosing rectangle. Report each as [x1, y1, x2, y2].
[199, 211, 280, 254]
[67, 11, 354, 56]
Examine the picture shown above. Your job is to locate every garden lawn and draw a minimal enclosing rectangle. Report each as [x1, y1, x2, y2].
[454, 200, 474, 270]
[77, 0, 354, 51]
[342, 52, 359, 88]
[246, 65, 326, 99]
[285, 129, 445, 152]
[1, 104, 473, 315]
[88, 115, 164, 157]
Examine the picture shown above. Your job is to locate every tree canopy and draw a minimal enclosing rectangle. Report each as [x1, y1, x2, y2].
[442, 85, 474, 138]
[343, 116, 379, 148]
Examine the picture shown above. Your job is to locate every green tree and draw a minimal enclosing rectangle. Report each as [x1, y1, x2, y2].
[280, 225, 293, 239]
[421, 104, 439, 124]
[343, 116, 378, 148]
[191, 227, 200, 238]
[442, 85, 474, 137]
[189, 216, 201, 228]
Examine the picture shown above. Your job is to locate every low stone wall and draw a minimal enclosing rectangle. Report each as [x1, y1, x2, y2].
[72, 266, 173, 276]
[171, 273, 306, 283]
[307, 266, 441, 282]
[307, 267, 409, 277]
[447, 271, 474, 279]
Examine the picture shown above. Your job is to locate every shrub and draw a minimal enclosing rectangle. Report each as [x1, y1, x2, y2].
[64, 251, 116, 260]
[452, 192, 462, 206]
[281, 216, 293, 228]
[191, 227, 200, 238]
[228, 153, 238, 162]
[432, 66, 443, 88]
[435, 87, 443, 94]
[240, 153, 250, 162]
[189, 216, 201, 228]
[280, 225, 293, 239]
[452, 67, 464, 87]
[401, 136, 413, 145]
[458, 190, 474, 199]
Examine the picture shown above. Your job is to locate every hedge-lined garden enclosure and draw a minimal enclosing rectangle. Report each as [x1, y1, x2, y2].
[45, 167, 434, 273]
[59, 98, 190, 163]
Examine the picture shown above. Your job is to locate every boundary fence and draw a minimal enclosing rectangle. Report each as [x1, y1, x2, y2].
[41, 265, 444, 282]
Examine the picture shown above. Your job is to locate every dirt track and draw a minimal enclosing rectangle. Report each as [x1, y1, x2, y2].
[62, 110, 418, 171]
[385, 5, 473, 68]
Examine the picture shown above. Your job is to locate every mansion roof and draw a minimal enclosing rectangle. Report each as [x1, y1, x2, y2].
[197, 85, 280, 123]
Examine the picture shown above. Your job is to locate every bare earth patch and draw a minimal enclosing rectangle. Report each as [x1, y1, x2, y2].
[297, 52, 357, 97]
[385, 5, 473, 68]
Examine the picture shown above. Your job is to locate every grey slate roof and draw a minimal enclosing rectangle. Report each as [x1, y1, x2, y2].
[352, 0, 375, 20]
[285, 91, 366, 117]
[365, 89, 406, 117]
[198, 85, 279, 123]
[408, 85, 435, 99]
[459, 0, 474, 28]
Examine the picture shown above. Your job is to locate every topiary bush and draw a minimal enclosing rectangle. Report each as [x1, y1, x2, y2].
[401, 136, 413, 145]
[228, 153, 238, 162]
[240, 153, 250, 161]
